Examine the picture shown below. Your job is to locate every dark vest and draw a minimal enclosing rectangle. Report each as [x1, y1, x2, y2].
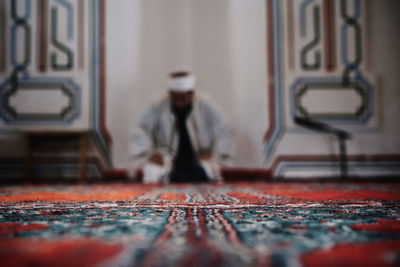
[169, 104, 209, 183]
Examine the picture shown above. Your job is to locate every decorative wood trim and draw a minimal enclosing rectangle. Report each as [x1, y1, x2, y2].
[99, 0, 112, 145]
[271, 154, 400, 176]
[221, 168, 272, 182]
[364, 0, 372, 71]
[0, 0, 6, 72]
[264, 0, 276, 143]
[323, 0, 337, 71]
[287, 0, 295, 70]
[0, 78, 81, 123]
[37, 0, 48, 72]
[0, 156, 106, 182]
[78, 0, 85, 69]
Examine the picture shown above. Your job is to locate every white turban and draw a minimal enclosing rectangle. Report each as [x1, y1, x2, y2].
[168, 75, 196, 92]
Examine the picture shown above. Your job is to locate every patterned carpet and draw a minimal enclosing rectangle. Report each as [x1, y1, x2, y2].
[1, 182, 400, 267]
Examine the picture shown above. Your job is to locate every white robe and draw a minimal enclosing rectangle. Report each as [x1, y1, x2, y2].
[129, 94, 233, 183]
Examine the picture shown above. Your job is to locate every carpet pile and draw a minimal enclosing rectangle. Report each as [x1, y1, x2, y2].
[1, 182, 399, 266]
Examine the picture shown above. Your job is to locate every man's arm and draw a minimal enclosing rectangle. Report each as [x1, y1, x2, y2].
[130, 104, 172, 168]
[129, 106, 157, 160]
[204, 100, 234, 165]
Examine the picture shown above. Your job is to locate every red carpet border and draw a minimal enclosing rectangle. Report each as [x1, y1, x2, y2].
[0, 182, 399, 266]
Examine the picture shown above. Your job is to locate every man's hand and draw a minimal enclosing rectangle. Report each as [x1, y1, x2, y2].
[148, 152, 164, 166]
[198, 151, 212, 161]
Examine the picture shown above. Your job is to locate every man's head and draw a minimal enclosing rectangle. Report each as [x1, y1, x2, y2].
[168, 71, 195, 110]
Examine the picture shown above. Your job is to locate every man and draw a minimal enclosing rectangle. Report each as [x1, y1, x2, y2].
[130, 71, 233, 184]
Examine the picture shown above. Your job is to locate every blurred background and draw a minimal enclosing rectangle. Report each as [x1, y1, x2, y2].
[0, 0, 399, 182]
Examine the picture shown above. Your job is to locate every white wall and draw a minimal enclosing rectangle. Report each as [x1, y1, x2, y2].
[370, 0, 400, 152]
[106, 0, 267, 171]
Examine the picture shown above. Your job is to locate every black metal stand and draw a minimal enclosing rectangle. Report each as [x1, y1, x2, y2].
[294, 116, 351, 179]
